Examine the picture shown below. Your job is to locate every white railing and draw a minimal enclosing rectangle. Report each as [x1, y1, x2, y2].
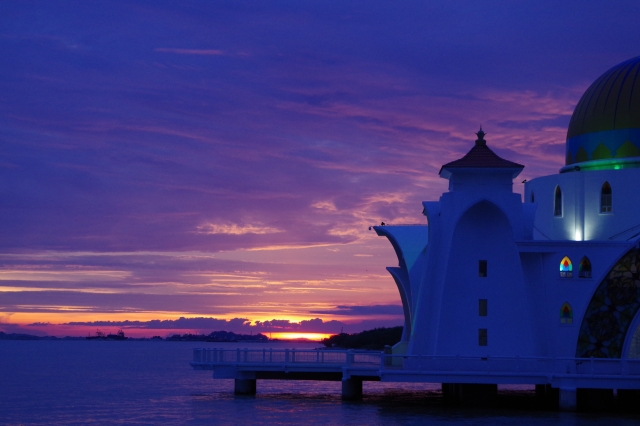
[401, 355, 640, 376]
[192, 348, 380, 367]
[192, 348, 640, 377]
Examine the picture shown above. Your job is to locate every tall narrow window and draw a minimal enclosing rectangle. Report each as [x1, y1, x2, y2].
[601, 182, 612, 213]
[579, 256, 592, 278]
[530, 191, 535, 203]
[560, 302, 573, 324]
[560, 256, 573, 278]
[554, 186, 562, 216]
[479, 299, 488, 316]
[478, 260, 487, 277]
[478, 329, 488, 346]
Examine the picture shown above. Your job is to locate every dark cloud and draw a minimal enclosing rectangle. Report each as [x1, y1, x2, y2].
[310, 304, 404, 316]
[46, 316, 400, 334]
[62, 317, 250, 330]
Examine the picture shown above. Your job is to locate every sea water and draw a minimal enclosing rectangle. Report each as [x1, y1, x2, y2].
[1, 340, 638, 425]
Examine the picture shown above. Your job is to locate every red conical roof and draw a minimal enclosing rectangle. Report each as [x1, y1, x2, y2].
[439, 129, 524, 176]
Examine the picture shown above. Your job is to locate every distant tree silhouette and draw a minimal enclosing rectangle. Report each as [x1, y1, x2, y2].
[321, 326, 402, 350]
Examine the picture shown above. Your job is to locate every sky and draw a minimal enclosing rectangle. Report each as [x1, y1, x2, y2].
[1, 1, 640, 338]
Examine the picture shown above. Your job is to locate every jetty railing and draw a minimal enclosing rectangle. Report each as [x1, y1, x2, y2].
[192, 348, 640, 377]
[193, 348, 381, 366]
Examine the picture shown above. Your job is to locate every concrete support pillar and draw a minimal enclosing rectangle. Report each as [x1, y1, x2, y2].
[341, 378, 363, 400]
[234, 378, 257, 395]
[558, 388, 577, 411]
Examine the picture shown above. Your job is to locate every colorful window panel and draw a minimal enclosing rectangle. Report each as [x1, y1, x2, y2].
[560, 256, 573, 278]
[579, 256, 592, 278]
[560, 302, 573, 324]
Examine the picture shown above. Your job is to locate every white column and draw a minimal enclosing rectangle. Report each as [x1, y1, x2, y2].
[558, 387, 577, 411]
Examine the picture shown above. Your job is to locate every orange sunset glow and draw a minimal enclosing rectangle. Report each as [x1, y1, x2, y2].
[269, 333, 333, 341]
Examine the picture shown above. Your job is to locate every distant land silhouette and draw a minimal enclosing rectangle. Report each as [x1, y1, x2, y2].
[0, 330, 269, 342]
[0, 328, 402, 347]
[167, 331, 269, 342]
[0, 331, 82, 340]
[321, 326, 402, 350]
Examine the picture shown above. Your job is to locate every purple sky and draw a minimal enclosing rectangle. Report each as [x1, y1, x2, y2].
[1, 1, 640, 337]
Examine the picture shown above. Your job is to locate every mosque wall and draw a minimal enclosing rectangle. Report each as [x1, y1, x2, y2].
[526, 168, 640, 241]
[435, 200, 534, 357]
[518, 242, 632, 358]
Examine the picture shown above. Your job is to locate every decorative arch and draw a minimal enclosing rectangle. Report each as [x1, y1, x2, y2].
[554, 186, 562, 216]
[560, 256, 573, 278]
[601, 181, 612, 213]
[623, 309, 640, 358]
[455, 199, 515, 238]
[560, 302, 573, 324]
[576, 247, 640, 358]
[579, 256, 592, 278]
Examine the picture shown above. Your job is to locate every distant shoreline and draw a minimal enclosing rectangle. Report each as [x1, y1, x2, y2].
[0, 331, 319, 343]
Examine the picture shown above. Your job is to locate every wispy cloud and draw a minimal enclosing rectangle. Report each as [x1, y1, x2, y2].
[154, 48, 225, 55]
[196, 223, 283, 235]
[310, 304, 404, 316]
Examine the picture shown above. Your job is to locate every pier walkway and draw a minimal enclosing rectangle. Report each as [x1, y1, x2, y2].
[191, 348, 640, 409]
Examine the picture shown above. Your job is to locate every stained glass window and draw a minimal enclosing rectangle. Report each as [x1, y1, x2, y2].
[579, 256, 592, 278]
[560, 256, 573, 278]
[601, 182, 612, 213]
[560, 302, 573, 324]
[554, 186, 562, 216]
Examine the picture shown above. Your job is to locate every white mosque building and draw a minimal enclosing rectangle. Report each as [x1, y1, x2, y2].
[193, 56, 640, 410]
[375, 55, 640, 363]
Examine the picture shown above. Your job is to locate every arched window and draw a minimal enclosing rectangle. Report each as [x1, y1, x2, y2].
[579, 256, 592, 278]
[601, 182, 612, 213]
[560, 302, 573, 324]
[554, 186, 562, 216]
[530, 191, 535, 203]
[560, 256, 573, 278]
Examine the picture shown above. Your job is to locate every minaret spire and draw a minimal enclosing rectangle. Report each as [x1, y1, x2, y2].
[475, 126, 486, 146]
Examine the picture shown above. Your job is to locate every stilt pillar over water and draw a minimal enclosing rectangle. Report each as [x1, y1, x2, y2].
[234, 378, 257, 395]
[558, 388, 576, 411]
[342, 378, 363, 400]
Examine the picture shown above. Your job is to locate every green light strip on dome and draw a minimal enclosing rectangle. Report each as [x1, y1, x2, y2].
[580, 162, 629, 171]
[559, 157, 640, 173]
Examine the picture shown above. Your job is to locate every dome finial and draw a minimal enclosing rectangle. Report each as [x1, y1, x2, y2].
[475, 126, 486, 146]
